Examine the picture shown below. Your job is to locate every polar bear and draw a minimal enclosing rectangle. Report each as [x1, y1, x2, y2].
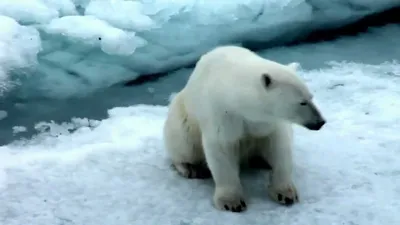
[163, 45, 326, 212]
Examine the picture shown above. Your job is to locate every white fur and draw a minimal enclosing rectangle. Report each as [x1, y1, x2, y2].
[163, 45, 325, 212]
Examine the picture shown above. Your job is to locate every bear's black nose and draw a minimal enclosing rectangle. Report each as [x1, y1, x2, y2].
[304, 120, 326, 131]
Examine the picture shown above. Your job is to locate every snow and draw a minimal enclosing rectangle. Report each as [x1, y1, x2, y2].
[1, 59, 400, 224]
[0, 0, 399, 99]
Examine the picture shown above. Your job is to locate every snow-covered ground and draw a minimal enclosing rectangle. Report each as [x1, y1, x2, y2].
[0, 0, 399, 99]
[1, 53, 400, 224]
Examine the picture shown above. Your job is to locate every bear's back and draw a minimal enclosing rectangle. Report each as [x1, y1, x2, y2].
[185, 46, 266, 90]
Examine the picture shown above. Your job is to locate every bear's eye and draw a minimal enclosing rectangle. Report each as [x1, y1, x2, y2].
[300, 101, 307, 106]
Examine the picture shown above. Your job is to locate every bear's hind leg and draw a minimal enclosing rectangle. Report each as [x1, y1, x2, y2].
[163, 93, 211, 179]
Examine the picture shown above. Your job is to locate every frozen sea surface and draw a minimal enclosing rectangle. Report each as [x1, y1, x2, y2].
[1, 59, 400, 224]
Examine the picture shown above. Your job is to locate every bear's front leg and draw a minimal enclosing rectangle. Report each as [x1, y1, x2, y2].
[261, 124, 299, 206]
[202, 136, 247, 212]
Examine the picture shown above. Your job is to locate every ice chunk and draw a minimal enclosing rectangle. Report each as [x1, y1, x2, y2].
[0, 110, 7, 120]
[12, 126, 27, 134]
[45, 15, 146, 55]
[0, 0, 58, 24]
[85, 0, 157, 31]
[0, 15, 41, 95]
[41, 0, 78, 16]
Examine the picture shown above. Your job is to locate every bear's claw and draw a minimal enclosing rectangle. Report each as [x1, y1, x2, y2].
[223, 200, 247, 212]
[215, 195, 247, 213]
[268, 182, 299, 206]
[277, 193, 296, 205]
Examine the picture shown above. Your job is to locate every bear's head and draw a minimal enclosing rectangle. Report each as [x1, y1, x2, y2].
[256, 62, 326, 131]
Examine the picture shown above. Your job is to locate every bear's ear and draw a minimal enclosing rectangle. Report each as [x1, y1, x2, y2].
[287, 62, 300, 71]
[261, 73, 272, 88]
